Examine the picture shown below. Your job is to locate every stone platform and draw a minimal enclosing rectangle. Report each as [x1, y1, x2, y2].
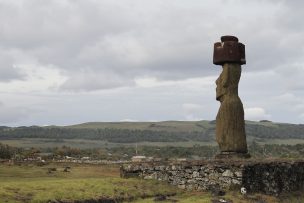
[120, 159, 304, 195]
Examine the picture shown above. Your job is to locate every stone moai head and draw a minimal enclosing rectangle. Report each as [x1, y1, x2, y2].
[213, 36, 246, 102]
[215, 64, 242, 102]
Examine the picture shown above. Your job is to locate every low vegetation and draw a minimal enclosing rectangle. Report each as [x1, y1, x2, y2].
[0, 163, 179, 202]
[2, 141, 304, 161]
[1, 120, 304, 144]
[1, 120, 304, 202]
[0, 163, 303, 203]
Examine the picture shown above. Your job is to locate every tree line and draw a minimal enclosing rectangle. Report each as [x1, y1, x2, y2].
[0, 122, 304, 143]
[0, 126, 213, 142]
[2, 141, 304, 160]
[0, 143, 19, 159]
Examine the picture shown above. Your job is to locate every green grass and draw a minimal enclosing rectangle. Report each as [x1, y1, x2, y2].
[2, 137, 304, 150]
[258, 138, 304, 145]
[133, 192, 212, 203]
[0, 164, 179, 202]
[0, 178, 178, 202]
[0, 163, 304, 202]
[0, 138, 217, 149]
[0, 138, 110, 149]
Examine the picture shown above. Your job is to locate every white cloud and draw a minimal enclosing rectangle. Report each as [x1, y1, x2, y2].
[245, 107, 271, 121]
[182, 103, 204, 121]
[120, 119, 138, 122]
[135, 76, 215, 89]
[60, 69, 134, 91]
[0, 63, 66, 93]
[0, 0, 303, 125]
[0, 102, 31, 123]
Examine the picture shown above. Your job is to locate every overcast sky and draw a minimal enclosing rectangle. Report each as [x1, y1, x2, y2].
[0, 0, 303, 126]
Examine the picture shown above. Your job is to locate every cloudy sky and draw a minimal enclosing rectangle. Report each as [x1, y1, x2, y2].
[0, 0, 303, 126]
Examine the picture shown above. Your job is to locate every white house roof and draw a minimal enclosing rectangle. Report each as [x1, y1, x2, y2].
[132, 156, 146, 159]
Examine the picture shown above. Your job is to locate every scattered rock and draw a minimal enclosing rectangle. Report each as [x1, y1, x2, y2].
[234, 171, 242, 178]
[210, 185, 225, 196]
[154, 194, 167, 201]
[63, 167, 71, 172]
[177, 184, 186, 189]
[211, 199, 232, 203]
[222, 170, 233, 177]
[192, 171, 200, 178]
[231, 179, 241, 185]
[47, 168, 57, 174]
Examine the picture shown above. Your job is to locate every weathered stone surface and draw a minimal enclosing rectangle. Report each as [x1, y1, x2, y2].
[234, 171, 242, 178]
[222, 170, 233, 177]
[121, 159, 304, 195]
[192, 171, 200, 178]
[178, 184, 186, 189]
[242, 161, 304, 195]
[213, 35, 249, 157]
[213, 35, 246, 65]
[215, 63, 248, 154]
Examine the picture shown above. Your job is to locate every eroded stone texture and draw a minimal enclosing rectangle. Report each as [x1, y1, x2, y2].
[121, 160, 304, 195]
[213, 35, 249, 156]
[215, 63, 247, 153]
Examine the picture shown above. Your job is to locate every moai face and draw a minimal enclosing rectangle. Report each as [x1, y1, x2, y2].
[215, 64, 241, 102]
[213, 36, 245, 103]
[215, 69, 227, 102]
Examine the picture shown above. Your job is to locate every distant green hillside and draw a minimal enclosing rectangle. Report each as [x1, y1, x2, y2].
[67, 120, 212, 132]
[0, 120, 303, 143]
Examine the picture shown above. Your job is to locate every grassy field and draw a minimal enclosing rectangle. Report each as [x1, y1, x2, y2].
[0, 163, 303, 203]
[2, 137, 304, 150]
[0, 163, 180, 202]
[0, 138, 218, 149]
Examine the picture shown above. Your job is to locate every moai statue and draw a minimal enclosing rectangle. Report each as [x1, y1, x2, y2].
[213, 35, 250, 158]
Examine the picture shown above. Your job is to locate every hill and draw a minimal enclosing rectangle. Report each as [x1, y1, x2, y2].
[0, 120, 304, 144]
[67, 120, 212, 132]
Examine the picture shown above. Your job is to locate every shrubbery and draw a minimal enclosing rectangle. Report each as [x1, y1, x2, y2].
[0, 143, 16, 159]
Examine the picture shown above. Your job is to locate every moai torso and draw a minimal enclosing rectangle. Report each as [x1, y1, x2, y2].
[216, 63, 247, 153]
[213, 36, 248, 155]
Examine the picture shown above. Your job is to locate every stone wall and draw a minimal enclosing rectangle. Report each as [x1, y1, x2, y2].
[120, 160, 304, 195]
